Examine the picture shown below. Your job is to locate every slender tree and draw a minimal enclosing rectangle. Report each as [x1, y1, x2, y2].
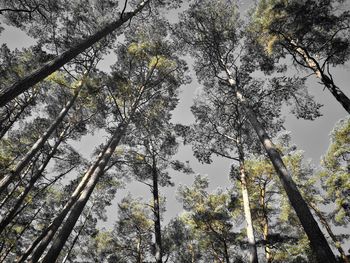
[251, 0, 350, 113]
[175, 1, 336, 262]
[0, 75, 86, 194]
[35, 20, 188, 262]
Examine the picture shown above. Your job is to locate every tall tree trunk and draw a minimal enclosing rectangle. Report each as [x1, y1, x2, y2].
[40, 118, 131, 263]
[260, 183, 272, 263]
[238, 159, 258, 263]
[36, 83, 144, 262]
[0, 81, 83, 194]
[290, 41, 350, 114]
[152, 155, 163, 263]
[137, 235, 143, 263]
[0, 126, 68, 234]
[244, 107, 336, 263]
[222, 240, 230, 263]
[0, 0, 150, 107]
[309, 202, 349, 263]
[223, 67, 336, 263]
[61, 208, 91, 263]
[0, 92, 36, 140]
[21, 136, 113, 263]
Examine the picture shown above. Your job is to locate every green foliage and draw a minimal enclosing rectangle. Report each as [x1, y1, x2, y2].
[320, 117, 350, 224]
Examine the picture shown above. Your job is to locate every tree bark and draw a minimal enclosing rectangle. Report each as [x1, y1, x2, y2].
[0, 81, 83, 194]
[38, 84, 144, 262]
[0, 0, 150, 107]
[260, 184, 272, 263]
[238, 160, 258, 263]
[0, 126, 68, 234]
[152, 155, 163, 263]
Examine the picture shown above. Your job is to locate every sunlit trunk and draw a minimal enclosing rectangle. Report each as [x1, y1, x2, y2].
[238, 156, 258, 263]
[259, 185, 271, 263]
[244, 106, 336, 263]
[152, 155, 163, 263]
[61, 208, 91, 263]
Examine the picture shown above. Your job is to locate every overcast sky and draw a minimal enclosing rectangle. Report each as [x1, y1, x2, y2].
[0, 1, 349, 228]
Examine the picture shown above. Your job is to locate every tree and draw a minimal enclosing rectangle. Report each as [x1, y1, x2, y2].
[175, 1, 336, 261]
[320, 117, 350, 223]
[252, 0, 350, 113]
[0, 0, 184, 106]
[163, 218, 202, 263]
[245, 132, 350, 262]
[35, 19, 188, 262]
[0, 74, 87, 195]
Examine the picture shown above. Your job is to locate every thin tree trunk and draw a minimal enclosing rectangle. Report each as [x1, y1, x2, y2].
[260, 184, 272, 263]
[290, 41, 350, 114]
[0, 207, 41, 263]
[0, 126, 68, 234]
[0, 81, 83, 194]
[222, 240, 230, 263]
[223, 66, 337, 263]
[0, 0, 150, 107]
[21, 136, 113, 263]
[137, 235, 143, 263]
[238, 160, 258, 263]
[40, 118, 131, 263]
[0, 153, 40, 208]
[309, 202, 349, 263]
[0, 92, 36, 140]
[152, 155, 163, 263]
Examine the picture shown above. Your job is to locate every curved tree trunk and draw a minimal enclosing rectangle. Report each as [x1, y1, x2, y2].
[0, 0, 150, 107]
[0, 81, 83, 194]
[151, 155, 163, 263]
